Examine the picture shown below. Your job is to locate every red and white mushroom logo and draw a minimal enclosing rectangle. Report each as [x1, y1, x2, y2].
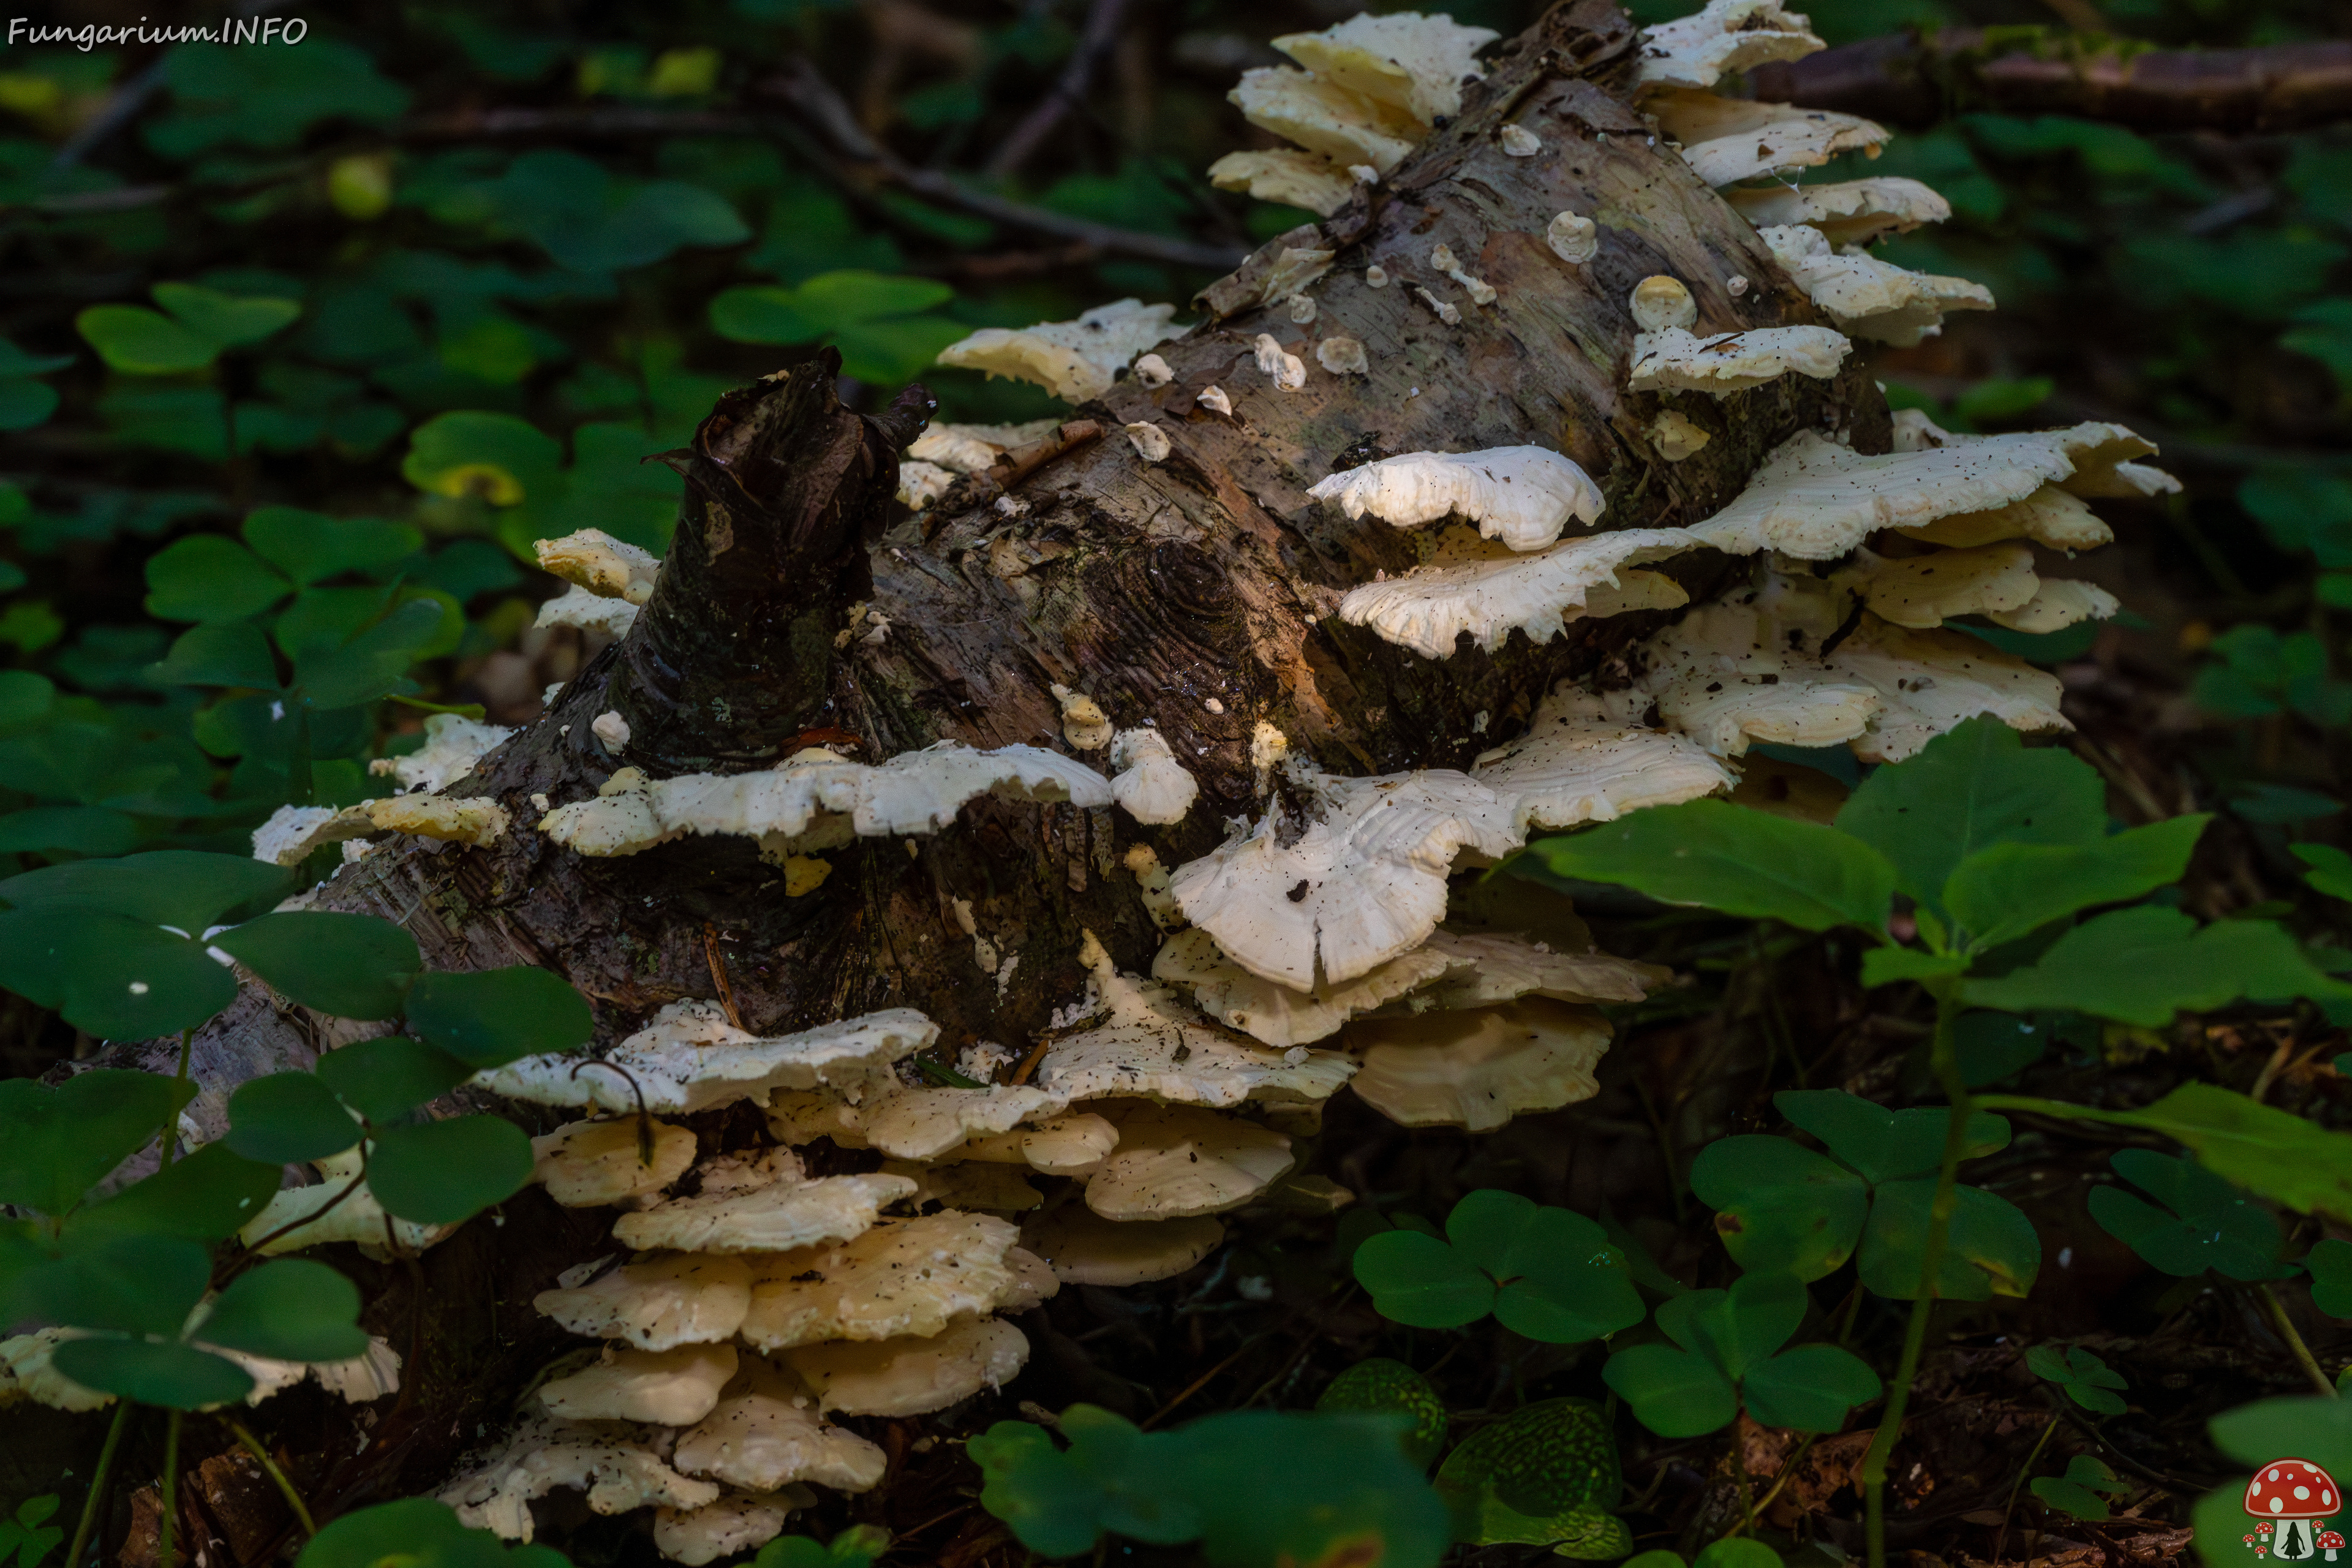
[2245, 1460, 2342, 1561]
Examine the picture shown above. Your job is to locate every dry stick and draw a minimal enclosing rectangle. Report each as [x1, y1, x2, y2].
[984, 0, 1132, 179]
[1731, 1432, 1815, 1539]
[1861, 986, 1969, 1568]
[1991, 1414, 2060, 1568]
[223, 1417, 316, 1537]
[65, 1401, 131, 1568]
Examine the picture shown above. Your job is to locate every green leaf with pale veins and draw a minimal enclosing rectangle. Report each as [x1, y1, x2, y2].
[1525, 800, 1895, 934]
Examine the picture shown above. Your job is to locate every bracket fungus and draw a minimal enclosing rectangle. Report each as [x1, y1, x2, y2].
[1342, 997, 1613, 1132]
[370, 712, 514, 793]
[908, 418, 1061, 474]
[1022, 1204, 1227, 1286]
[782, 1315, 1030, 1418]
[1758, 224, 1994, 345]
[1629, 324, 1853, 394]
[1317, 336, 1369, 375]
[531, 1117, 701, 1208]
[1630, 276, 1697, 334]
[1107, 727, 1199, 824]
[737, 1212, 1025, 1351]
[1271, 12, 1495, 124]
[1124, 421, 1172, 464]
[1253, 333, 1308, 391]
[1499, 123, 1542, 156]
[1084, 1101, 1296, 1219]
[674, 1357, 888, 1494]
[957, 1109, 1123, 1172]
[534, 1254, 756, 1352]
[1634, 0, 1823, 89]
[1649, 90, 1890, 186]
[540, 1343, 741, 1427]
[763, 1081, 1067, 1161]
[535, 584, 641, 637]
[653, 1491, 807, 1567]
[1336, 526, 1702, 659]
[936, 299, 1183, 402]
[239, 1148, 453, 1259]
[1725, 177, 1951, 247]
[1308, 447, 1604, 553]
[1471, 685, 1738, 830]
[611, 1173, 919, 1255]
[1648, 410, 1712, 461]
[440, 1414, 722, 1542]
[1546, 212, 1600, 265]
[1050, 684, 1115, 749]
[537, 529, 663, 606]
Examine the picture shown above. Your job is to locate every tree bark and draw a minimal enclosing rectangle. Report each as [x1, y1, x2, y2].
[73, 0, 1891, 1521]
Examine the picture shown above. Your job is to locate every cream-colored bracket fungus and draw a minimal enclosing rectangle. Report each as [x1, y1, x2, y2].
[1634, 0, 1823, 89]
[935, 300, 1183, 403]
[1308, 447, 1604, 552]
[1107, 727, 1199, 824]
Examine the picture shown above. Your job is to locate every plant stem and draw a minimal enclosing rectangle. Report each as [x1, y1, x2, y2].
[1733, 1432, 1815, 1539]
[224, 1417, 315, 1536]
[1992, 1414, 2060, 1568]
[66, 1401, 131, 1568]
[1861, 985, 1970, 1568]
[2257, 1281, 2340, 1397]
[159, 1029, 192, 1170]
[159, 1408, 181, 1568]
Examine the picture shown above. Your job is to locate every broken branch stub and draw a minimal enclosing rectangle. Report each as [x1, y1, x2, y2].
[607, 356, 935, 772]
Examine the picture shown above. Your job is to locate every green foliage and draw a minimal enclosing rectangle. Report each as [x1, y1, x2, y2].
[754, 1527, 888, 1568]
[2193, 625, 2352, 725]
[1351, 1190, 1643, 1342]
[2087, 1150, 2286, 1280]
[2307, 1238, 2352, 1317]
[1525, 799, 1894, 934]
[2074, 1083, 2352, 1225]
[78, 283, 300, 374]
[1689, 1090, 2035, 1300]
[1315, 1357, 1448, 1468]
[971, 1404, 1451, 1567]
[711, 270, 967, 384]
[2031, 1455, 2131, 1520]
[1602, 1272, 1879, 1437]
[2026, 1344, 2129, 1416]
[297, 1498, 571, 1568]
[0, 1497, 58, 1568]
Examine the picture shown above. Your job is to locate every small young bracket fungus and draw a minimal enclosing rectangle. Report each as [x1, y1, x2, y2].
[1828, 616, 2070, 763]
[908, 418, 1062, 474]
[540, 1343, 740, 1427]
[1308, 447, 1605, 553]
[371, 711, 515, 793]
[1686, 423, 2166, 560]
[592, 710, 633, 753]
[1229, 67, 1423, 176]
[1317, 336, 1369, 375]
[1835, 543, 2041, 629]
[1272, 12, 1497, 125]
[1207, 149, 1355, 216]
[1050, 684, 1116, 750]
[1131, 352, 1174, 388]
[1758, 224, 1994, 345]
[1107, 727, 1199, 824]
[1629, 325, 1853, 395]
[536, 529, 663, 606]
[674, 1356, 888, 1494]
[531, 1117, 700, 1208]
[1630, 276, 1698, 333]
[1, 1330, 112, 1412]
[534, 1253, 755, 1352]
[958, 1109, 1122, 1172]
[1085, 1101, 1295, 1219]
[936, 299, 1183, 403]
[1289, 295, 1319, 325]
[765, 1082, 1067, 1162]
[1725, 176, 1951, 247]
[1428, 245, 1498, 306]
[1022, 1204, 1227, 1285]
[1635, 0, 1822, 89]
[1343, 998, 1612, 1133]
[1365, 265, 1390, 288]
[1032, 931, 1358, 1106]
[1991, 577, 2122, 635]
[1499, 123, 1542, 156]
[535, 584, 641, 637]
[538, 742, 1115, 859]
[439, 1414, 722, 1542]
[1649, 89, 1890, 186]
[1648, 409, 1712, 461]
[612, 1173, 919, 1255]
[1169, 767, 1522, 989]
[739, 1212, 1025, 1351]
[1414, 287, 1463, 326]
[654, 1491, 801, 1568]
[1250, 721, 1289, 775]
[1336, 526, 1703, 660]
[1197, 385, 1234, 417]
[1261, 246, 1338, 304]
[782, 1315, 1030, 1418]
[478, 1003, 936, 1115]
[1471, 684, 1736, 831]
[1545, 212, 1600, 265]
[896, 460, 956, 511]
[1252, 333, 1308, 392]
[239, 1148, 453, 1259]
[1124, 421, 1172, 464]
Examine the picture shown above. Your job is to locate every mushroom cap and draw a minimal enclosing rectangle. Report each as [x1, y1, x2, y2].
[1084, 1101, 1295, 1220]
[1343, 998, 1611, 1133]
[611, 1174, 918, 1255]
[1317, 336, 1370, 375]
[1894, 484, 2114, 552]
[530, 1117, 700, 1208]
[957, 1110, 1122, 1171]
[0, 1329, 112, 1412]
[1834, 543, 2041, 630]
[540, 1343, 740, 1427]
[1021, 1205, 1227, 1286]
[477, 1002, 935, 1115]
[878, 1158, 1044, 1213]
[1691, 424, 2160, 561]
[935, 299, 1182, 403]
[1107, 728, 1200, 826]
[907, 418, 1061, 474]
[1034, 932, 1357, 1104]
[675, 1355, 888, 1494]
[1989, 578, 2121, 636]
[1758, 224, 1993, 347]
[2245, 1460, 2342, 1519]
[1308, 447, 1606, 553]
[653, 1489, 801, 1567]
[1629, 325, 1853, 395]
[1634, 578, 1881, 758]
[535, 528, 663, 606]
[1272, 12, 1497, 124]
[438, 1414, 721, 1542]
[369, 712, 516, 794]
[739, 1211, 1025, 1351]
[366, 794, 510, 848]
[535, 584, 641, 637]
[1893, 409, 2180, 499]
[238, 1148, 453, 1259]
[897, 460, 956, 511]
[1547, 211, 1600, 265]
[1341, 526, 1704, 660]
[533, 1253, 755, 1352]
[1471, 683, 1737, 830]
[1649, 88, 1889, 186]
[1229, 66, 1423, 176]
[782, 1315, 1030, 1418]
[1207, 150, 1355, 217]
[764, 1082, 1068, 1162]
[1635, 0, 1822, 89]
[1170, 767, 1523, 989]
[1826, 616, 2069, 764]
[1724, 177, 1950, 247]
[1630, 276, 1697, 334]
[1152, 925, 1463, 1048]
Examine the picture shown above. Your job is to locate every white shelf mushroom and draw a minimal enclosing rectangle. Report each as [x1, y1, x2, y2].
[654, 1491, 804, 1568]
[1229, 68, 1422, 176]
[1020, 1205, 1227, 1285]
[539, 1343, 739, 1427]
[1271, 12, 1496, 125]
[908, 419, 1062, 475]
[1107, 727, 1199, 824]
[674, 1356, 888, 1494]
[535, 584, 641, 637]
[1336, 526, 1703, 659]
[1758, 224, 1993, 345]
[475, 1001, 936, 1115]
[897, 461, 956, 511]
[371, 712, 516, 793]
[763, 1082, 1067, 1162]
[738, 1212, 1025, 1351]
[537, 529, 663, 606]
[781, 1315, 1030, 1418]
[611, 1173, 917, 1255]
[1725, 178, 1951, 247]
[880, 1158, 1044, 1212]
[1471, 684, 1737, 830]
[1253, 333, 1308, 391]
[956, 1109, 1122, 1172]
[1308, 447, 1605, 552]
[1084, 1101, 1296, 1219]
[936, 300, 1184, 403]
[238, 1148, 454, 1259]
[1342, 997, 1612, 1132]
[0, 1330, 113, 1412]
[1635, 583, 1882, 758]
[1649, 89, 1890, 186]
[1990, 578, 2122, 634]
[530, 1117, 700, 1207]
[1893, 408, 2181, 499]
[1634, 0, 1823, 89]
[437, 1414, 722, 1543]
[533, 1254, 756, 1352]
[1629, 325, 1853, 394]
[1828, 616, 2071, 763]
[1547, 212, 1600, 264]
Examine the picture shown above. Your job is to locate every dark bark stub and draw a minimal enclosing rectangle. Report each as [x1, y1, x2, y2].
[608, 355, 934, 773]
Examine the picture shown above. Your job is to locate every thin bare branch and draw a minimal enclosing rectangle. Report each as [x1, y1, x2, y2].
[985, 0, 1135, 179]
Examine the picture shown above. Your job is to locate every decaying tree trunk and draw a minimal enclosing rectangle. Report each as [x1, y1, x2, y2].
[80, 0, 1891, 1524]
